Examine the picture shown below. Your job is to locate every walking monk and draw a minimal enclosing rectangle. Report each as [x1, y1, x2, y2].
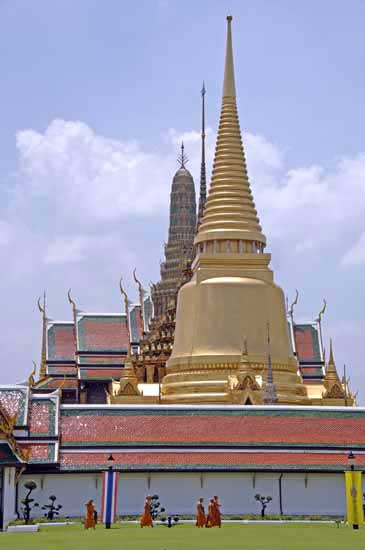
[140, 495, 153, 528]
[196, 497, 206, 527]
[206, 498, 215, 527]
[213, 496, 222, 527]
[85, 499, 96, 529]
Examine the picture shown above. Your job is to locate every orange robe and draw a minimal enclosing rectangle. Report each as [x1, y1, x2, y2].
[206, 501, 215, 527]
[140, 499, 153, 527]
[85, 502, 96, 529]
[213, 500, 221, 527]
[196, 502, 206, 527]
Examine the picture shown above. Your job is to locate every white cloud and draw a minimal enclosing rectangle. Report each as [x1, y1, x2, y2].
[15, 119, 175, 221]
[0, 220, 12, 246]
[341, 233, 365, 267]
[44, 236, 88, 265]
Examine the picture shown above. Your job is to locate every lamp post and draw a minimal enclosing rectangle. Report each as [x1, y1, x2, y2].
[348, 451, 359, 530]
[105, 454, 115, 529]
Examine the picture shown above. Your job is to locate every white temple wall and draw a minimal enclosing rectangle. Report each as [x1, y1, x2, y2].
[19, 473, 102, 518]
[2, 467, 16, 527]
[282, 473, 346, 516]
[19, 471, 348, 518]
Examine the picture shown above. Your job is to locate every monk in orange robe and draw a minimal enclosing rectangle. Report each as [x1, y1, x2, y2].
[85, 499, 96, 529]
[213, 496, 221, 527]
[206, 498, 215, 527]
[196, 497, 206, 527]
[140, 496, 153, 528]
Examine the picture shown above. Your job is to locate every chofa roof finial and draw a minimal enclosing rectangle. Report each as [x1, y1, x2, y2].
[119, 276, 132, 357]
[288, 289, 299, 320]
[133, 268, 146, 334]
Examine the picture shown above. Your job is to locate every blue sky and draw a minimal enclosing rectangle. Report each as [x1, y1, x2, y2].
[0, 0, 364, 397]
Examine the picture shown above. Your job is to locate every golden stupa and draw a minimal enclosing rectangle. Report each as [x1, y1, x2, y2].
[161, 16, 309, 405]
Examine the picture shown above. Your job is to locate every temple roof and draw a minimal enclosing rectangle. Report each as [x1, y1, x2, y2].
[60, 405, 365, 449]
[129, 305, 144, 342]
[0, 386, 29, 426]
[77, 314, 129, 352]
[79, 367, 123, 381]
[293, 323, 323, 363]
[2, 398, 364, 472]
[58, 450, 365, 472]
[47, 323, 74, 361]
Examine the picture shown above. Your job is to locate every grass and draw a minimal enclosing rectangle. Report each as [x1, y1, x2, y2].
[1, 523, 365, 550]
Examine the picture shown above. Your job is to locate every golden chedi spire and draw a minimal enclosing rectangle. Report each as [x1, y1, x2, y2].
[323, 339, 344, 398]
[161, 16, 309, 405]
[196, 16, 266, 249]
[119, 358, 140, 397]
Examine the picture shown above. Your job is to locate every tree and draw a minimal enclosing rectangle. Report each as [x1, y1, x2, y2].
[149, 495, 179, 528]
[41, 495, 63, 520]
[150, 495, 165, 520]
[254, 494, 272, 518]
[21, 480, 39, 524]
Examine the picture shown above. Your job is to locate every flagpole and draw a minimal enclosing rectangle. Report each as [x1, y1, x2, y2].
[105, 454, 115, 529]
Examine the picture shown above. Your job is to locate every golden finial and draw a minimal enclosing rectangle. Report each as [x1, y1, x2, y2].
[67, 288, 77, 311]
[119, 276, 132, 357]
[316, 299, 326, 358]
[67, 289, 79, 359]
[133, 268, 146, 333]
[28, 361, 37, 388]
[37, 292, 46, 315]
[316, 299, 327, 323]
[288, 289, 299, 320]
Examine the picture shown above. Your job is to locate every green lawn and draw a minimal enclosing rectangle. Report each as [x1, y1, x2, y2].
[1, 523, 365, 550]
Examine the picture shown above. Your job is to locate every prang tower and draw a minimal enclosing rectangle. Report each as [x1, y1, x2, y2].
[161, 17, 309, 405]
[152, 145, 197, 318]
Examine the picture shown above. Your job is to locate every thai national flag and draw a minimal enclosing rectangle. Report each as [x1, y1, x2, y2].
[101, 469, 119, 525]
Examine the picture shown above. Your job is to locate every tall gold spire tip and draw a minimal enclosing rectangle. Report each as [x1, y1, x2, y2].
[223, 14, 236, 100]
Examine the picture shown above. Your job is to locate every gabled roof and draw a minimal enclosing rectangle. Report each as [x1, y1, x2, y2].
[47, 323, 75, 361]
[29, 395, 58, 437]
[293, 323, 323, 363]
[23, 442, 58, 464]
[35, 378, 78, 391]
[0, 386, 29, 426]
[129, 305, 143, 342]
[77, 314, 129, 353]
[79, 367, 123, 381]
[47, 365, 77, 376]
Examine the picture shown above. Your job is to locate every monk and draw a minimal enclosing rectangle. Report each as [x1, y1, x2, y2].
[85, 499, 96, 529]
[140, 495, 153, 528]
[196, 497, 206, 527]
[213, 496, 221, 527]
[206, 498, 215, 527]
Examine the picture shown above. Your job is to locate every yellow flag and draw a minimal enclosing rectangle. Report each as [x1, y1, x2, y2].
[345, 471, 364, 526]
